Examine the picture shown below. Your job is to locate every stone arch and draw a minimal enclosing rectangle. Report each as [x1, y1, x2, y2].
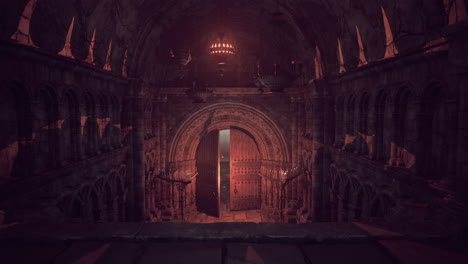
[373, 89, 390, 161]
[357, 92, 370, 155]
[0, 81, 32, 179]
[116, 165, 127, 221]
[96, 93, 110, 152]
[391, 86, 414, 167]
[109, 95, 121, 148]
[33, 84, 60, 172]
[334, 96, 345, 147]
[368, 192, 396, 220]
[169, 103, 289, 169]
[418, 81, 452, 179]
[77, 185, 94, 222]
[89, 188, 101, 222]
[103, 179, 115, 222]
[354, 186, 365, 221]
[61, 89, 81, 162]
[341, 176, 352, 222]
[345, 95, 356, 137]
[57, 194, 84, 223]
[302, 151, 313, 174]
[68, 198, 84, 221]
[81, 91, 99, 157]
[329, 165, 341, 222]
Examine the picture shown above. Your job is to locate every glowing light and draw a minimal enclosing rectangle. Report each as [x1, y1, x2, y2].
[314, 46, 323, 79]
[122, 49, 128, 77]
[337, 38, 346, 74]
[381, 7, 398, 59]
[85, 30, 96, 65]
[103, 40, 112, 71]
[10, 0, 38, 47]
[209, 32, 235, 58]
[58, 17, 75, 59]
[356, 25, 368, 67]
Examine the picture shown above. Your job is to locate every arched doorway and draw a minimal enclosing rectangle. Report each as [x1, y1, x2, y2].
[170, 103, 289, 222]
[195, 127, 262, 218]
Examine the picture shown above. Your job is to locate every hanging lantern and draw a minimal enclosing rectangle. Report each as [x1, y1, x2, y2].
[209, 32, 235, 64]
[209, 33, 235, 56]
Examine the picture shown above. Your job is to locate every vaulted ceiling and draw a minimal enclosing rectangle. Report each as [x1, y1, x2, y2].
[1, 0, 451, 85]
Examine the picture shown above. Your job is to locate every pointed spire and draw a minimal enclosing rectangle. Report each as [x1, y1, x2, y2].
[103, 40, 112, 71]
[337, 38, 346, 74]
[356, 25, 368, 67]
[381, 7, 398, 59]
[85, 30, 96, 65]
[10, 0, 38, 47]
[58, 17, 75, 59]
[314, 46, 324, 80]
[444, 0, 468, 25]
[122, 49, 128, 77]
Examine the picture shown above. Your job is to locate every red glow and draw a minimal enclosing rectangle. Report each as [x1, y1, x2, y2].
[10, 0, 38, 47]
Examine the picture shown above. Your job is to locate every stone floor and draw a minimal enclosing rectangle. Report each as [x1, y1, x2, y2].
[192, 209, 273, 223]
[1, 222, 467, 264]
[191, 201, 275, 223]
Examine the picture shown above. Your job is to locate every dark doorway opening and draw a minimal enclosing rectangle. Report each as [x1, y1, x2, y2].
[194, 128, 265, 222]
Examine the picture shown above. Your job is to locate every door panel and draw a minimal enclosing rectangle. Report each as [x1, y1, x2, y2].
[230, 129, 261, 210]
[196, 130, 220, 217]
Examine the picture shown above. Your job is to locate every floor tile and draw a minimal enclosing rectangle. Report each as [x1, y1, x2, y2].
[95, 242, 142, 264]
[226, 243, 306, 264]
[302, 242, 394, 264]
[139, 242, 222, 264]
[53, 242, 109, 264]
[378, 240, 468, 264]
[0, 243, 67, 264]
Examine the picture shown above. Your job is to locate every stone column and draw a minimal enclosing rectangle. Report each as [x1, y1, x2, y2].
[368, 99, 377, 160]
[384, 100, 395, 165]
[310, 80, 327, 221]
[131, 80, 145, 221]
[445, 21, 468, 235]
[322, 86, 334, 221]
[56, 101, 66, 167]
[290, 96, 298, 167]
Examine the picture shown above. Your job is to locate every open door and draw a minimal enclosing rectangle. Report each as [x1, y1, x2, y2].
[230, 128, 261, 210]
[195, 130, 220, 217]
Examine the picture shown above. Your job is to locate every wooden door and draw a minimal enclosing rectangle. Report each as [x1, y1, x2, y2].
[195, 130, 220, 217]
[230, 129, 261, 210]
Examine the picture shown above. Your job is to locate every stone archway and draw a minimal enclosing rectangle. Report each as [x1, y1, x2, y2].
[169, 103, 290, 174]
[168, 103, 290, 221]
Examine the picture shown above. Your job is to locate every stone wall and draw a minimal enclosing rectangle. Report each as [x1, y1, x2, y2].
[300, 25, 468, 234]
[0, 40, 132, 223]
